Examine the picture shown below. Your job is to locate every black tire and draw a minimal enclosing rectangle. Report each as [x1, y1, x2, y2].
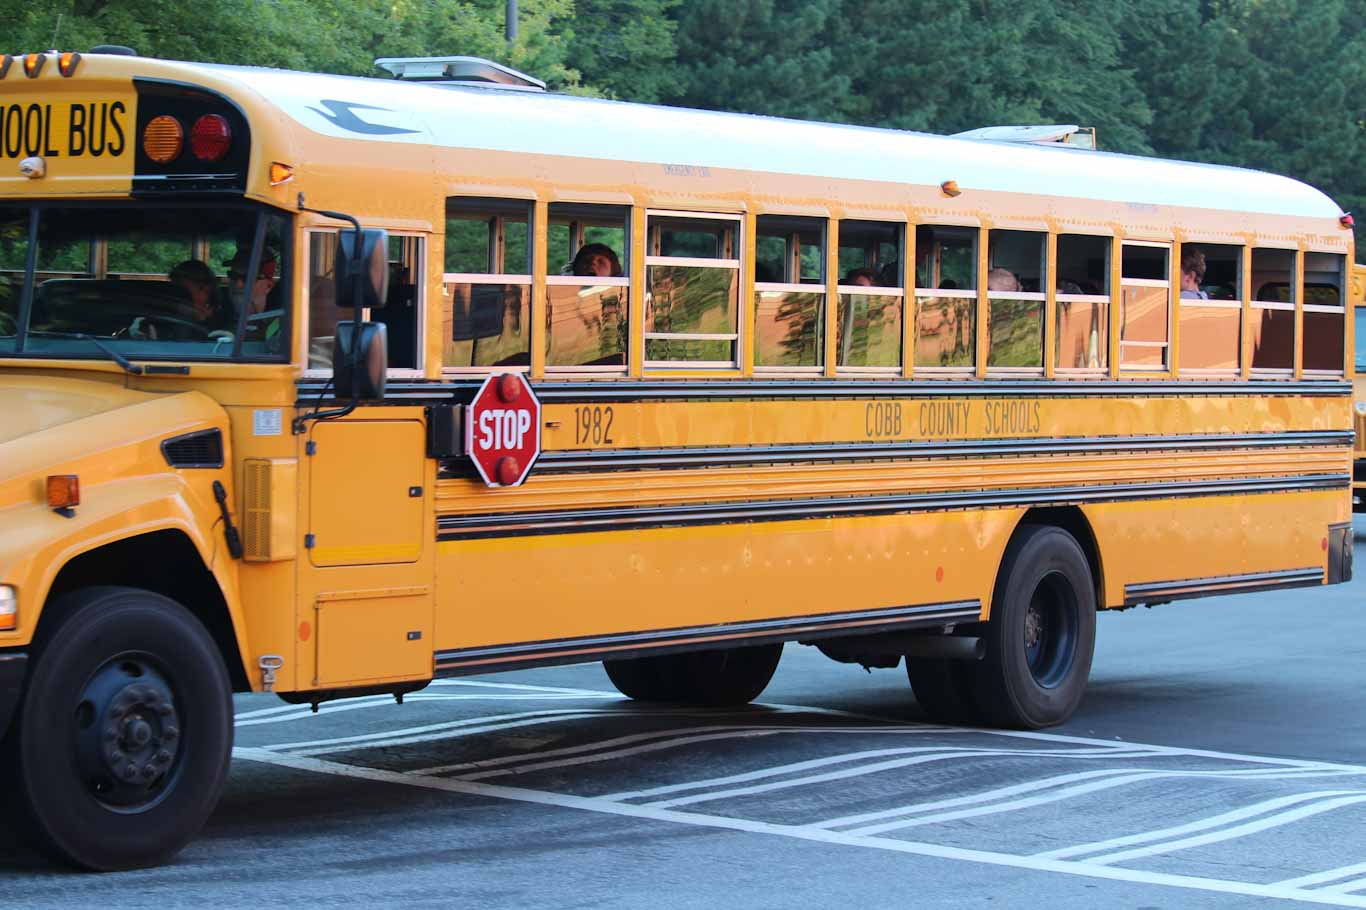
[906, 657, 984, 725]
[971, 525, 1097, 729]
[15, 587, 234, 871]
[604, 643, 783, 707]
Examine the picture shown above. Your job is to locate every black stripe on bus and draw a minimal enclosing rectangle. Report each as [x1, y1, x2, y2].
[538, 431, 1352, 473]
[1124, 568, 1324, 606]
[436, 473, 1349, 541]
[432, 600, 983, 673]
[296, 378, 1352, 405]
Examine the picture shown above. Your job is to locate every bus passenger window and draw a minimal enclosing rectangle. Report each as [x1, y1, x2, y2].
[1250, 248, 1295, 374]
[443, 198, 532, 371]
[1303, 251, 1347, 375]
[754, 215, 825, 370]
[546, 203, 629, 371]
[914, 225, 977, 373]
[1178, 243, 1242, 375]
[986, 230, 1045, 372]
[1055, 234, 1110, 374]
[836, 220, 904, 372]
[1120, 242, 1170, 370]
[644, 212, 741, 367]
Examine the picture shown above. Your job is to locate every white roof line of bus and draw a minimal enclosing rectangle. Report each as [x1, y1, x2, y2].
[199, 63, 1344, 220]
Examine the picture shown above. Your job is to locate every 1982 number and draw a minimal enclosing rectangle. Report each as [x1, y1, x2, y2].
[574, 406, 615, 445]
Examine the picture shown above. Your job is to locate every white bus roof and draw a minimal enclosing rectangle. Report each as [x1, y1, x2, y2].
[211, 65, 1344, 221]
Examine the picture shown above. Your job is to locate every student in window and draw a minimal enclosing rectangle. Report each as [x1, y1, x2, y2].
[227, 248, 283, 350]
[988, 267, 1020, 292]
[570, 243, 623, 278]
[1180, 247, 1208, 299]
[844, 267, 877, 287]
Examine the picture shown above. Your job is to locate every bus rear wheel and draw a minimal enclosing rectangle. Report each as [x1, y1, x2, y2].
[14, 587, 234, 871]
[604, 643, 782, 706]
[971, 525, 1096, 729]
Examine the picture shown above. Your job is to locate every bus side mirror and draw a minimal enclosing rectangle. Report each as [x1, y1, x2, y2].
[334, 321, 388, 400]
[335, 228, 389, 310]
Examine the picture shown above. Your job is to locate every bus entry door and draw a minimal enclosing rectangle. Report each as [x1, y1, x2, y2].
[303, 418, 432, 687]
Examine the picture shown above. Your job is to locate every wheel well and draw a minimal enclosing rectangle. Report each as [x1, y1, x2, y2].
[1016, 506, 1104, 606]
[42, 530, 250, 692]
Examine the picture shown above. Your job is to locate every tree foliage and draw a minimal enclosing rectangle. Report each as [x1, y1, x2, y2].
[4, 0, 1365, 248]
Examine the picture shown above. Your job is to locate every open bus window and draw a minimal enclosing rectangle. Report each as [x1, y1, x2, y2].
[443, 197, 532, 371]
[1056, 234, 1110, 373]
[644, 212, 740, 367]
[1119, 242, 1170, 370]
[986, 230, 1045, 372]
[914, 225, 977, 372]
[754, 215, 824, 369]
[836, 220, 904, 371]
[546, 203, 629, 372]
[1250, 248, 1295, 374]
[1303, 251, 1346, 375]
[0, 204, 287, 361]
[1179, 243, 1242, 374]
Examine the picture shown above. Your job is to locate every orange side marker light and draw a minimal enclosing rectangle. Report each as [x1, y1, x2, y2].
[57, 52, 81, 77]
[23, 53, 45, 78]
[46, 474, 80, 516]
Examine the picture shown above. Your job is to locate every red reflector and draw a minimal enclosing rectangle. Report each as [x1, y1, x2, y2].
[495, 456, 521, 487]
[190, 114, 232, 162]
[46, 474, 79, 509]
[496, 373, 522, 404]
[1341, 213, 1355, 229]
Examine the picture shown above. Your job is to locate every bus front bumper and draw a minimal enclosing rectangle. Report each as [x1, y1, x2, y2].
[0, 652, 27, 739]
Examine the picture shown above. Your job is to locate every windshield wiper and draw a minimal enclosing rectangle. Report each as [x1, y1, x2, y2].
[27, 330, 145, 375]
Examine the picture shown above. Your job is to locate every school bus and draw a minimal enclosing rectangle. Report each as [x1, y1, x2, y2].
[0, 49, 1356, 870]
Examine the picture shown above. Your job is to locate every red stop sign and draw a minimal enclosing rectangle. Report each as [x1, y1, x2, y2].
[465, 373, 542, 487]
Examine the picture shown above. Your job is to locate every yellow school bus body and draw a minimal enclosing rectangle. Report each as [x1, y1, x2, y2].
[0, 53, 1355, 711]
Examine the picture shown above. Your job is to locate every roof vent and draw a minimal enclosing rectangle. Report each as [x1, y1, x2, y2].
[373, 56, 546, 92]
[952, 124, 1097, 150]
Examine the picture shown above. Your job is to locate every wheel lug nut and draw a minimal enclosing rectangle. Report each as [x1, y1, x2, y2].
[110, 750, 124, 763]
[163, 727, 178, 740]
[157, 750, 172, 764]
[157, 704, 173, 717]
[125, 763, 138, 778]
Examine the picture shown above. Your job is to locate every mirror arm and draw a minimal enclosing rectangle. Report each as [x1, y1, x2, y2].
[293, 195, 367, 434]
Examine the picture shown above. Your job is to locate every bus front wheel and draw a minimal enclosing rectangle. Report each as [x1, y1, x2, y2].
[14, 587, 234, 871]
[971, 525, 1097, 729]
[604, 643, 782, 706]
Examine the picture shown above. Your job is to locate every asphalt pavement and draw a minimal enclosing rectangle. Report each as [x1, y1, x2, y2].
[2, 520, 1365, 908]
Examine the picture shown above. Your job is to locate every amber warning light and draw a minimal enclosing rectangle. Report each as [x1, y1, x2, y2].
[46, 474, 80, 515]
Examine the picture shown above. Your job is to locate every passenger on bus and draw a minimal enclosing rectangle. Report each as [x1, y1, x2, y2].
[844, 268, 877, 287]
[988, 267, 1020, 292]
[227, 248, 283, 349]
[571, 243, 623, 278]
[169, 259, 233, 333]
[1057, 280, 1084, 295]
[1180, 247, 1209, 299]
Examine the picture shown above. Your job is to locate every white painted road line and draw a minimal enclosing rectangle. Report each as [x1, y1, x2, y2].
[1079, 793, 1366, 866]
[844, 768, 1357, 837]
[625, 746, 1151, 809]
[816, 765, 1333, 831]
[1278, 861, 1366, 890]
[429, 723, 963, 779]
[231, 747, 1366, 909]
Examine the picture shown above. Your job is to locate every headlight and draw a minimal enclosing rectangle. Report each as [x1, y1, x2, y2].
[0, 586, 15, 631]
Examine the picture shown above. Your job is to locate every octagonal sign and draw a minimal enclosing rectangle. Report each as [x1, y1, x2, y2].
[465, 373, 542, 487]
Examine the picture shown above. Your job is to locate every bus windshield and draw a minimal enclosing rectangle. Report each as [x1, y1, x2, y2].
[0, 204, 289, 362]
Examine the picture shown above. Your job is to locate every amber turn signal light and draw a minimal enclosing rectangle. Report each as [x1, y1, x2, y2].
[46, 474, 80, 510]
[941, 180, 962, 198]
[58, 52, 81, 77]
[143, 115, 184, 163]
[23, 53, 45, 78]
[0, 586, 16, 631]
[269, 162, 294, 186]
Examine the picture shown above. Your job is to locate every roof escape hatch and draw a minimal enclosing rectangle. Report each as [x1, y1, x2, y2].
[374, 56, 547, 92]
[952, 124, 1097, 150]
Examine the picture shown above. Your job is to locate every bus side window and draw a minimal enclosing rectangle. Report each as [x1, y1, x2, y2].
[1055, 233, 1110, 374]
[1119, 242, 1171, 371]
[1250, 248, 1295, 375]
[836, 219, 904, 372]
[444, 197, 533, 372]
[546, 202, 630, 372]
[754, 214, 825, 370]
[1303, 252, 1347, 375]
[375, 235, 424, 371]
[913, 225, 977, 374]
[986, 229, 1046, 373]
[1178, 243, 1243, 375]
